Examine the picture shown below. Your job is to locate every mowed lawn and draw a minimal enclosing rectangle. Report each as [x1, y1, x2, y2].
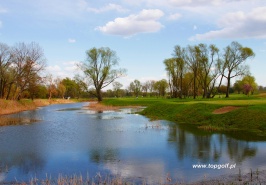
[102, 93, 266, 137]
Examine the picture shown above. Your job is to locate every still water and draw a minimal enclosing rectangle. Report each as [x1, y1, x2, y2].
[0, 102, 266, 183]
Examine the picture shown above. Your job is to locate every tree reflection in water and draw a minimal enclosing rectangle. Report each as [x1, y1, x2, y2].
[167, 124, 257, 163]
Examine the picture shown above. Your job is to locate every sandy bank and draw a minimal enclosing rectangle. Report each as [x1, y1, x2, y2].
[0, 99, 76, 116]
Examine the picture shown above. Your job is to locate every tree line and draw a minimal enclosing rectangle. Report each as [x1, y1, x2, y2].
[164, 41, 255, 99]
[0, 42, 91, 100]
[0, 41, 262, 102]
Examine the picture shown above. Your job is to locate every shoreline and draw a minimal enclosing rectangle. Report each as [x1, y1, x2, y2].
[0, 99, 77, 116]
[87, 101, 142, 112]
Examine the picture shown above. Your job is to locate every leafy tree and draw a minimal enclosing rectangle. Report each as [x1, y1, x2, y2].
[57, 83, 66, 99]
[219, 41, 255, 98]
[197, 44, 220, 98]
[241, 75, 257, 95]
[62, 78, 78, 98]
[233, 80, 243, 94]
[173, 45, 186, 98]
[129, 79, 142, 97]
[154, 79, 169, 97]
[80, 47, 126, 101]
[186, 45, 201, 99]
[112, 81, 123, 97]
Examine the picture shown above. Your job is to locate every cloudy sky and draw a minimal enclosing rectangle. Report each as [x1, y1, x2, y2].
[0, 0, 266, 87]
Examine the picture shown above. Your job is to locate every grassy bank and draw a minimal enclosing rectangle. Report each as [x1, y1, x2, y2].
[102, 94, 266, 137]
[0, 99, 78, 126]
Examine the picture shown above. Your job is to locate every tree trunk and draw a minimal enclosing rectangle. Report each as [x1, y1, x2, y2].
[193, 75, 196, 99]
[97, 89, 102, 102]
[179, 75, 183, 99]
[226, 77, 230, 98]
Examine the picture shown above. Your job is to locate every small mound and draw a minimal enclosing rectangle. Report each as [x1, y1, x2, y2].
[213, 106, 240, 114]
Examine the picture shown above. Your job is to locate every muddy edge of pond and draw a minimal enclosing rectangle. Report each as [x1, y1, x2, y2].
[0, 99, 76, 116]
[87, 101, 142, 111]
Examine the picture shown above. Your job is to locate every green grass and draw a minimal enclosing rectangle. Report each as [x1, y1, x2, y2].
[102, 94, 266, 138]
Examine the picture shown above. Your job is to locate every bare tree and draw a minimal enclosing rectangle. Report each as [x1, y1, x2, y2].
[11, 42, 46, 100]
[0, 43, 12, 99]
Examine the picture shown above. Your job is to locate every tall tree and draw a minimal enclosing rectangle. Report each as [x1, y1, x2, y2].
[186, 45, 201, 99]
[80, 47, 126, 101]
[11, 42, 46, 100]
[0, 43, 11, 99]
[220, 41, 255, 98]
[173, 45, 186, 99]
[197, 44, 220, 98]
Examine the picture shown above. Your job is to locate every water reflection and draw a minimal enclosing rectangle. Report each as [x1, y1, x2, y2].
[0, 102, 265, 183]
[89, 148, 119, 163]
[168, 124, 258, 163]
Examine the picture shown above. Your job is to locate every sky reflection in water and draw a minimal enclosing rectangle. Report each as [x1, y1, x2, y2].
[0, 102, 265, 184]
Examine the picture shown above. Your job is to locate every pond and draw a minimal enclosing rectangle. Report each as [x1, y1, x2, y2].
[0, 102, 266, 184]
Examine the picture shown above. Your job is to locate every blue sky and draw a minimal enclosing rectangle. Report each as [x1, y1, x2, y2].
[0, 0, 266, 88]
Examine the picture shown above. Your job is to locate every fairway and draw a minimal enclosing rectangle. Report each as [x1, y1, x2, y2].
[102, 94, 266, 137]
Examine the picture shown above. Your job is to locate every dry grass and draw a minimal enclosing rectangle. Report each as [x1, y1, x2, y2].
[0, 99, 75, 116]
[87, 101, 141, 112]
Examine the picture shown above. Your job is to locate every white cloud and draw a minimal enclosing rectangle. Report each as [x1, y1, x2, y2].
[168, 0, 232, 7]
[96, 9, 164, 37]
[87, 3, 129, 13]
[190, 6, 266, 40]
[46, 62, 81, 78]
[68, 38, 76, 43]
[46, 65, 62, 72]
[168, 13, 182, 21]
[63, 61, 80, 72]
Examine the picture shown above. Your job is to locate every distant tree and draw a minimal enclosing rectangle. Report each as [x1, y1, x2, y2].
[141, 81, 149, 97]
[57, 83, 66, 99]
[129, 79, 142, 97]
[241, 75, 257, 95]
[233, 80, 243, 94]
[147, 80, 155, 96]
[219, 41, 255, 98]
[112, 81, 123, 97]
[45, 74, 57, 99]
[36, 85, 48, 99]
[61, 78, 78, 98]
[80, 47, 126, 101]
[154, 79, 169, 97]
[74, 75, 89, 99]
[218, 85, 227, 94]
